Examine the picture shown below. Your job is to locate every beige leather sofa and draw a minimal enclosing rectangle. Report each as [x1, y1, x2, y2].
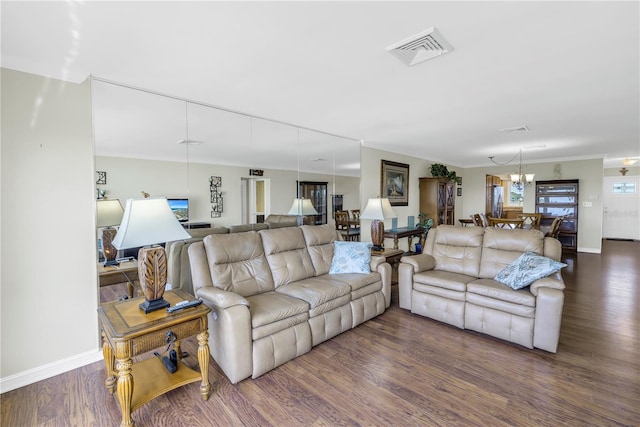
[165, 226, 229, 295]
[188, 224, 392, 383]
[398, 225, 565, 353]
[264, 214, 308, 228]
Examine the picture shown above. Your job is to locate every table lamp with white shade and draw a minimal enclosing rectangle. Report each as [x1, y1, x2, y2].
[96, 199, 125, 266]
[359, 197, 397, 251]
[287, 198, 318, 226]
[112, 198, 191, 313]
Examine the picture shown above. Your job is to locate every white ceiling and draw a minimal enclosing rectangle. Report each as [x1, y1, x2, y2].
[2, 1, 639, 169]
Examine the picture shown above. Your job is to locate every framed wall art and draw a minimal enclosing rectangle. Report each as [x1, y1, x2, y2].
[96, 171, 107, 185]
[381, 160, 409, 206]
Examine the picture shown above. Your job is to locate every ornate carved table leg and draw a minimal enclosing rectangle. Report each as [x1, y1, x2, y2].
[197, 327, 211, 401]
[102, 331, 116, 394]
[115, 342, 134, 427]
[393, 236, 399, 250]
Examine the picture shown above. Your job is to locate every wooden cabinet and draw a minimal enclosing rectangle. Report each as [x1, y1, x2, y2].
[298, 181, 327, 225]
[535, 179, 579, 252]
[419, 177, 455, 226]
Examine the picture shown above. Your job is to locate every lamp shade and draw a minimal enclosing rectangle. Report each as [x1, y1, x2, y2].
[360, 198, 397, 220]
[287, 198, 318, 216]
[96, 199, 124, 228]
[112, 198, 190, 249]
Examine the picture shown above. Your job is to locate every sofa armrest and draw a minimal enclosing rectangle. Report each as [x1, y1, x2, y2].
[196, 287, 250, 310]
[195, 287, 252, 384]
[396, 254, 436, 310]
[370, 255, 385, 271]
[371, 260, 392, 308]
[530, 271, 565, 297]
[533, 287, 564, 353]
[400, 253, 436, 274]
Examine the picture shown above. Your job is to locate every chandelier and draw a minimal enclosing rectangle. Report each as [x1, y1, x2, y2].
[489, 149, 535, 190]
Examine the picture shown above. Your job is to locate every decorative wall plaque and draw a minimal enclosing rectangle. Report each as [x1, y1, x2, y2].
[210, 176, 223, 218]
[96, 171, 107, 185]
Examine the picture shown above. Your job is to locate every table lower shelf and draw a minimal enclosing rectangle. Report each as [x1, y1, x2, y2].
[129, 356, 202, 412]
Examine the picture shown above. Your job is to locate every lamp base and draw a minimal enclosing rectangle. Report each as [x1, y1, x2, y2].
[371, 219, 385, 251]
[139, 298, 171, 314]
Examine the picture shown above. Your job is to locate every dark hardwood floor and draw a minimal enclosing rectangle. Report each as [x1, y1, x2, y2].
[2, 239, 639, 426]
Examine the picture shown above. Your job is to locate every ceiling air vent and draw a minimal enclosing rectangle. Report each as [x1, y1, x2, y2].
[498, 126, 530, 133]
[386, 27, 454, 66]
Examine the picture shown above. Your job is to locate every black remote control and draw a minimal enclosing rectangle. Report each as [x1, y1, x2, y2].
[167, 299, 202, 313]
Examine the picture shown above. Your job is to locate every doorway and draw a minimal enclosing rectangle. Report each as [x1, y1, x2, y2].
[241, 177, 270, 224]
[603, 176, 639, 240]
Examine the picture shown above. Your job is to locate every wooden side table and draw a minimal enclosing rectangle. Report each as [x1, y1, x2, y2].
[372, 248, 405, 284]
[98, 289, 211, 427]
[383, 227, 423, 250]
[98, 259, 139, 298]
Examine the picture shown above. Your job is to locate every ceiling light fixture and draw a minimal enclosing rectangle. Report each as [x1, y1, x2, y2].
[622, 158, 638, 166]
[489, 149, 535, 190]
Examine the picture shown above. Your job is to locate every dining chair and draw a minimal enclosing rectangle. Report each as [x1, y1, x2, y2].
[488, 217, 524, 229]
[546, 216, 564, 239]
[471, 213, 484, 227]
[335, 211, 360, 241]
[518, 213, 542, 230]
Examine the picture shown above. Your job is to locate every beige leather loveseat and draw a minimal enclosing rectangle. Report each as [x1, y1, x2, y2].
[398, 225, 565, 353]
[188, 224, 391, 383]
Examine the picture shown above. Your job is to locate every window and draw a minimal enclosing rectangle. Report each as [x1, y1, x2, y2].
[612, 182, 637, 194]
[508, 181, 524, 206]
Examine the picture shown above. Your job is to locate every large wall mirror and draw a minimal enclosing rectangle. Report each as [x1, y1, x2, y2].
[92, 78, 360, 302]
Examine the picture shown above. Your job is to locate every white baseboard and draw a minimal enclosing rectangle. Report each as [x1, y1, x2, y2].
[0, 349, 103, 394]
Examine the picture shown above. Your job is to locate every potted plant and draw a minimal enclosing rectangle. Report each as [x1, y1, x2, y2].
[429, 163, 457, 182]
[415, 213, 434, 251]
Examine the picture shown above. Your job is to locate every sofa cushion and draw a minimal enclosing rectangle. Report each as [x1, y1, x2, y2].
[329, 241, 372, 274]
[277, 276, 352, 317]
[467, 279, 536, 307]
[413, 269, 476, 292]
[260, 227, 315, 287]
[427, 225, 484, 278]
[494, 251, 567, 289]
[301, 224, 339, 275]
[247, 291, 310, 340]
[203, 231, 275, 297]
[479, 228, 545, 278]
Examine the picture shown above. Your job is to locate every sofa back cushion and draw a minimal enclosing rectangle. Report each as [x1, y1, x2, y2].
[202, 231, 275, 297]
[479, 227, 545, 279]
[259, 227, 315, 288]
[425, 225, 484, 277]
[301, 224, 340, 276]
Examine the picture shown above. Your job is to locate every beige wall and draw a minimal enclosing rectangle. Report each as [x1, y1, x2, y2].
[1, 69, 99, 387]
[95, 155, 360, 227]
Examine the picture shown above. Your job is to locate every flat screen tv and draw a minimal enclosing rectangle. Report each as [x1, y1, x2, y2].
[167, 198, 189, 222]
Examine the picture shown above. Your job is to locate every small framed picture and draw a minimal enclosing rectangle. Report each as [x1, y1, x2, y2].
[96, 171, 107, 185]
[457, 187, 463, 197]
[456, 177, 462, 186]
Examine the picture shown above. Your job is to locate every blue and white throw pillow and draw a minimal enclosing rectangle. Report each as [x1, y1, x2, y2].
[495, 251, 567, 290]
[329, 241, 373, 274]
